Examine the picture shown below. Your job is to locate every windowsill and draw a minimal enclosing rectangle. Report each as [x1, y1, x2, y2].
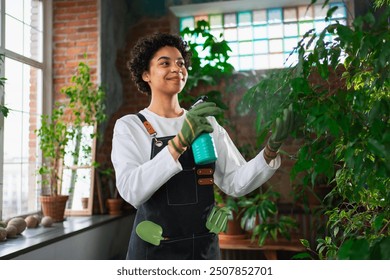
[0, 212, 133, 259]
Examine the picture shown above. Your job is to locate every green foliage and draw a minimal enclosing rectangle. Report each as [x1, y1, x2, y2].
[36, 59, 106, 196]
[373, 0, 390, 9]
[239, 5, 390, 259]
[238, 188, 297, 246]
[180, 20, 232, 124]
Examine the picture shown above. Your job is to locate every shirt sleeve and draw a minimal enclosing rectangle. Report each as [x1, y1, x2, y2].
[211, 117, 281, 197]
[111, 118, 182, 208]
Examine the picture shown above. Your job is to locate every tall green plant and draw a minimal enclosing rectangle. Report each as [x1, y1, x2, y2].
[36, 60, 106, 197]
[180, 20, 233, 124]
[239, 5, 390, 259]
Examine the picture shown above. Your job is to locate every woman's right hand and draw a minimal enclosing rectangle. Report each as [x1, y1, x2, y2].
[169, 102, 223, 155]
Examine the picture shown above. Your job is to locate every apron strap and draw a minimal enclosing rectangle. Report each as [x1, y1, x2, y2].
[136, 113, 157, 137]
[136, 113, 163, 147]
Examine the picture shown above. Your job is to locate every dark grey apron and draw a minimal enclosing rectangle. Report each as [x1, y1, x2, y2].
[126, 113, 220, 260]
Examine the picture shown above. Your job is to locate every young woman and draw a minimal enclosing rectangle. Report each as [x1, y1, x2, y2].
[111, 33, 292, 260]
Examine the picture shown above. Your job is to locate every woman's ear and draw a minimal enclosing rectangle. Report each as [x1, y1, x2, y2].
[142, 71, 150, 82]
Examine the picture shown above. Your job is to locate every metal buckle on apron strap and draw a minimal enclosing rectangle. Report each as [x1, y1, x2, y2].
[137, 113, 163, 147]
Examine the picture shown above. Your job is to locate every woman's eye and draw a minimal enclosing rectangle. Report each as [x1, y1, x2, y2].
[177, 61, 185, 67]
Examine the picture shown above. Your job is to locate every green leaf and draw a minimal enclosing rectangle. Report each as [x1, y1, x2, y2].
[338, 238, 370, 260]
[368, 138, 387, 158]
[300, 239, 310, 248]
[292, 252, 312, 259]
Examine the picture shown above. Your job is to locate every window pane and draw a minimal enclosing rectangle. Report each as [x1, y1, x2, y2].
[330, 3, 347, 18]
[315, 20, 328, 33]
[253, 25, 267, 39]
[228, 56, 239, 70]
[299, 21, 314, 36]
[254, 40, 268, 54]
[3, 58, 42, 219]
[6, 0, 23, 19]
[229, 42, 239, 56]
[5, 15, 24, 54]
[239, 41, 253, 55]
[284, 23, 298, 37]
[269, 53, 284, 68]
[239, 56, 253, 70]
[268, 24, 283, 39]
[269, 39, 283, 53]
[253, 10, 266, 24]
[298, 5, 313, 20]
[5, 0, 43, 62]
[224, 13, 237, 27]
[284, 8, 297, 22]
[224, 28, 237, 41]
[314, 4, 328, 19]
[285, 52, 299, 67]
[238, 26, 252, 41]
[254, 54, 269, 70]
[284, 37, 299, 52]
[268, 8, 282, 23]
[195, 15, 208, 24]
[238, 11, 251, 26]
[181, 17, 194, 30]
[210, 28, 223, 40]
[210, 14, 222, 28]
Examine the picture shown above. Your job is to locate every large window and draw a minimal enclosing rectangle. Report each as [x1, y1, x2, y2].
[0, 0, 49, 220]
[178, 1, 349, 71]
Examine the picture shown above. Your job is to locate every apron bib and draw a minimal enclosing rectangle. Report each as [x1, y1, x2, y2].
[126, 113, 220, 260]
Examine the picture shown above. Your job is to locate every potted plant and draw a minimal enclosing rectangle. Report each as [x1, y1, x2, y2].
[36, 58, 106, 222]
[238, 3, 390, 259]
[238, 187, 297, 246]
[96, 165, 124, 215]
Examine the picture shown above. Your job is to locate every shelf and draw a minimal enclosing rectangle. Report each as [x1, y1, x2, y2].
[219, 234, 305, 260]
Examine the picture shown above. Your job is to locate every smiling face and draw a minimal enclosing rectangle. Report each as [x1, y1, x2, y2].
[142, 46, 188, 98]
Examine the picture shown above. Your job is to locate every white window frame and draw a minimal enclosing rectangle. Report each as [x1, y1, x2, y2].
[0, 0, 52, 220]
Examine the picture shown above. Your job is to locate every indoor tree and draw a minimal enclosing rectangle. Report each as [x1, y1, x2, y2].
[238, 2, 390, 259]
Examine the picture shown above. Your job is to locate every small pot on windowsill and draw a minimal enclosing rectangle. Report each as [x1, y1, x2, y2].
[81, 197, 89, 209]
[106, 198, 123, 215]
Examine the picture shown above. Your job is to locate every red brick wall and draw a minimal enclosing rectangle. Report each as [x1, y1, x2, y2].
[52, 0, 99, 102]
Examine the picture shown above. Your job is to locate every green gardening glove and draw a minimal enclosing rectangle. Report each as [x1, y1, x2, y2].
[266, 104, 294, 157]
[177, 102, 223, 147]
[206, 205, 230, 234]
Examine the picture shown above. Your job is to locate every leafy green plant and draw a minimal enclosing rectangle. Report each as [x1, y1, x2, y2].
[180, 20, 233, 124]
[238, 188, 297, 246]
[238, 3, 390, 259]
[36, 59, 106, 197]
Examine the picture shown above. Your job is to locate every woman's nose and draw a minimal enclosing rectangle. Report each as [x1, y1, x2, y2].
[171, 60, 184, 73]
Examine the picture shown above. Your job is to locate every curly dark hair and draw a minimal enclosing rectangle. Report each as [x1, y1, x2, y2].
[128, 33, 192, 96]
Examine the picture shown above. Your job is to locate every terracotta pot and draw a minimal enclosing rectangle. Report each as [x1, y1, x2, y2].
[81, 197, 89, 209]
[219, 209, 247, 241]
[106, 198, 123, 215]
[40, 195, 69, 222]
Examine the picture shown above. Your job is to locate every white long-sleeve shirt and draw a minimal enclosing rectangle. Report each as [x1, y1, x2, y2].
[111, 108, 280, 209]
